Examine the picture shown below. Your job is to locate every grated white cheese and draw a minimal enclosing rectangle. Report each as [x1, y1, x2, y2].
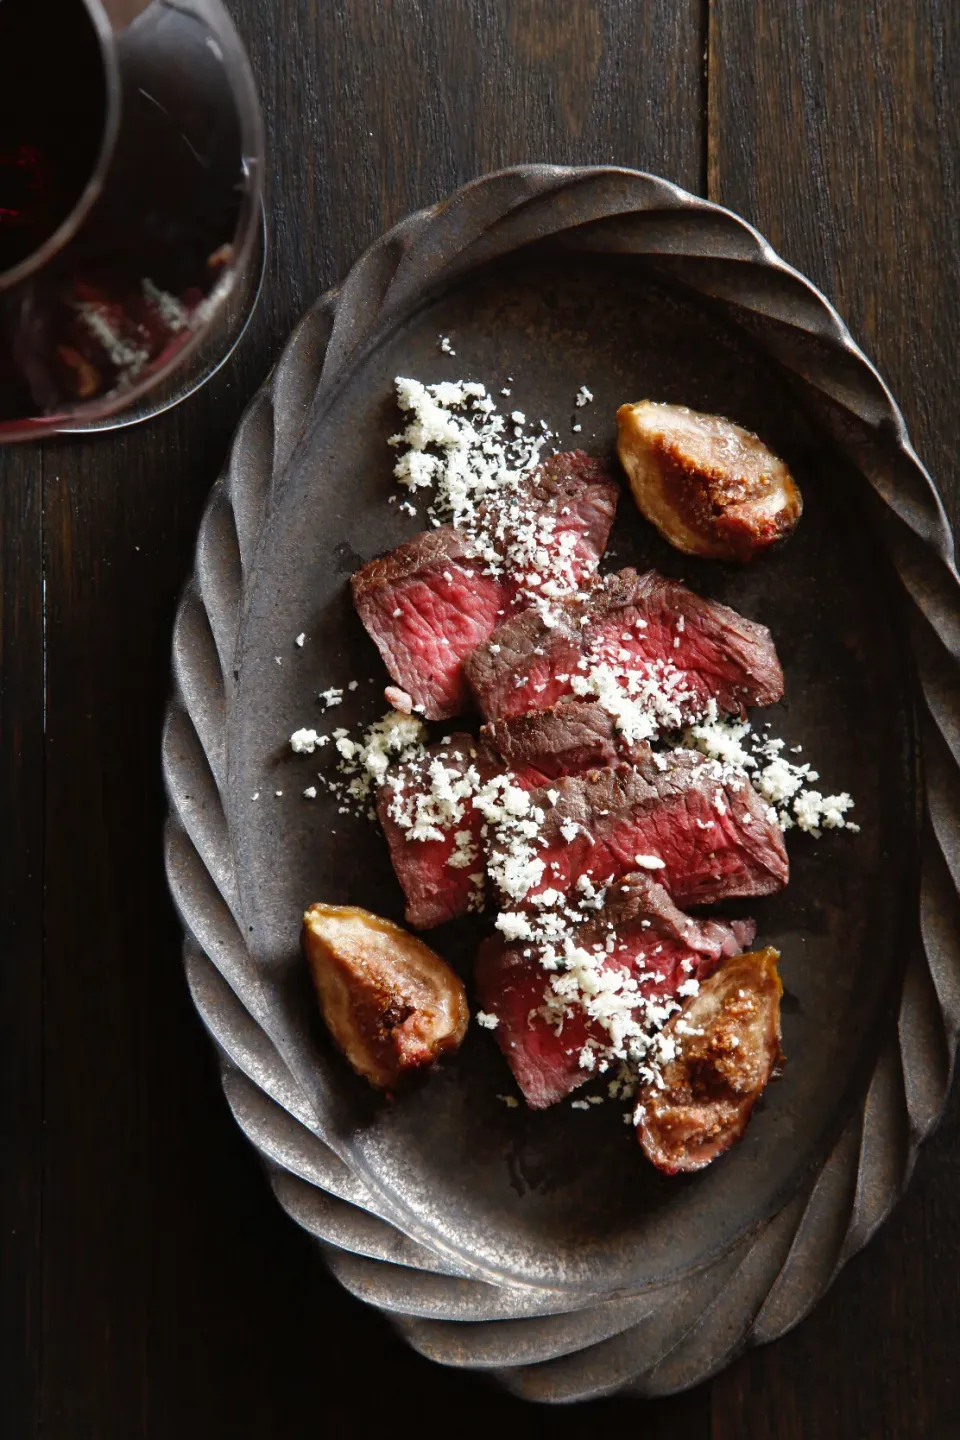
[793, 789, 857, 835]
[290, 728, 328, 754]
[567, 630, 725, 749]
[476, 1011, 500, 1030]
[292, 708, 429, 817]
[389, 377, 596, 620]
[496, 911, 535, 942]
[680, 711, 857, 835]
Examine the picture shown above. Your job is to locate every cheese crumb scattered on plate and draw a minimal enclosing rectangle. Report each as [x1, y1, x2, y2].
[476, 1011, 500, 1030]
[290, 728, 329, 754]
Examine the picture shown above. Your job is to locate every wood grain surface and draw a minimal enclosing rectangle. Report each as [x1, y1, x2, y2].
[1, 2, 958, 1436]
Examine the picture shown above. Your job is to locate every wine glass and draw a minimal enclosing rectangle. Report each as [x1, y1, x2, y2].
[0, 0, 265, 441]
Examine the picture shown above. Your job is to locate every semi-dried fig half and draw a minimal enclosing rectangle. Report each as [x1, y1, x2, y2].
[302, 902, 469, 1089]
[635, 946, 783, 1174]
[616, 400, 802, 562]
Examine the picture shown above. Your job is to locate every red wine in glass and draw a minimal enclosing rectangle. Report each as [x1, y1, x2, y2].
[0, 0, 108, 274]
[0, 0, 263, 438]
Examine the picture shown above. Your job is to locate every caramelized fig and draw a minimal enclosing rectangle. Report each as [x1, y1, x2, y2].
[617, 401, 802, 562]
[635, 947, 783, 1174]
[302, 903, 469, 1089]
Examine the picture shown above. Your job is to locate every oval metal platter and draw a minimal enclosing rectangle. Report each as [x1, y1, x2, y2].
[163, 166, 960, 1401]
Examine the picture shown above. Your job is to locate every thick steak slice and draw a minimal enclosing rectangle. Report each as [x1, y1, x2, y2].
[376, 734, 487, 929]
[477, 874, 756, 1109]
[518, 750, 788, 910]
[352, 529, 504, 720]
[492, 452, 620, 606]
[481, 699, 649, 788]
[352, 454, 619, 721]
[465, 568, 783, 722]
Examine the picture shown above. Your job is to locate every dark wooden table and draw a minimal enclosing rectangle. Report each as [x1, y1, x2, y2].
[4, 3, 960, 1436]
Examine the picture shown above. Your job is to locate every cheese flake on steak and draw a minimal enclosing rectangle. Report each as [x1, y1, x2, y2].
[377, 733, 487, 929]
[516, 750, 789, 912]
[350, 379, 619, 719]
[477, 873, 756, 1108]
[465, 568, 783, 724]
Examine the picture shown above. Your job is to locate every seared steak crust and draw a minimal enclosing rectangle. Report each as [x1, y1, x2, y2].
[481, 698, 648, 787]
[498, 451, 620, 598]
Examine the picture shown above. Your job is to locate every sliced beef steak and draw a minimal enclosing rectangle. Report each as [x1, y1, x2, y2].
[352, 453, 618, 721]
[465, 568, 783, 722]
[491, 452, 620, 606]
[376, 733, 487, 929]
[352, 529, 503, 721]
[477, 874, 756, 1109]
[481, 699, 648, 788]
[517, 749, 788, 911]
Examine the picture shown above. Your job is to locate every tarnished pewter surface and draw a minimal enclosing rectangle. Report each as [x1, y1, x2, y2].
[163, 166, 960, 1399]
